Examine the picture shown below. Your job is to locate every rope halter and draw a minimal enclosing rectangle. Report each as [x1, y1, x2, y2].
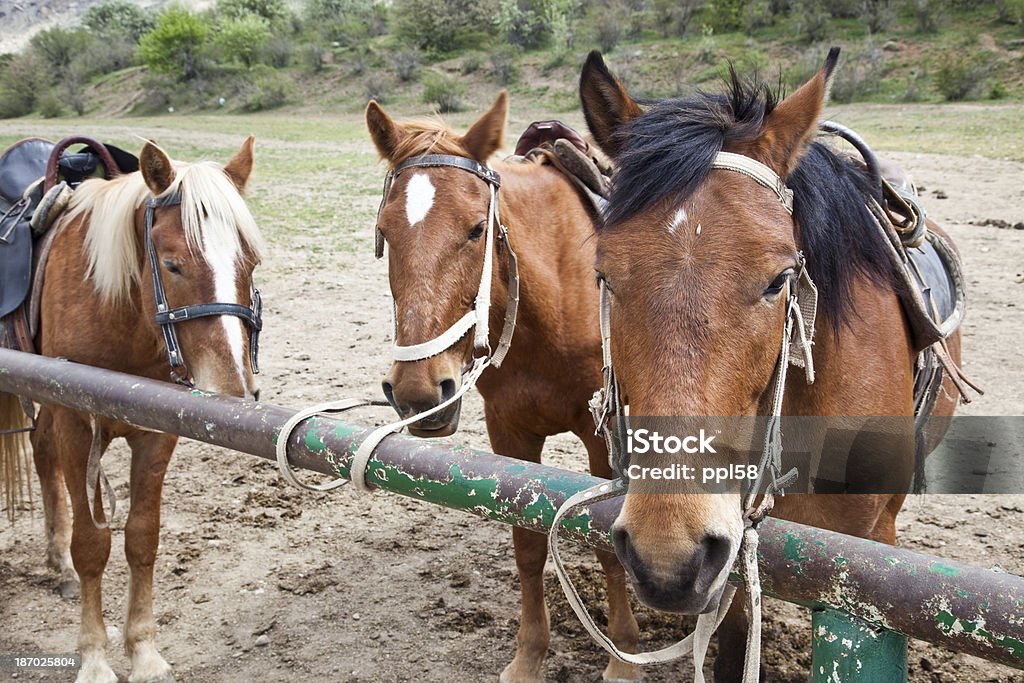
[551, 150, 817, 683]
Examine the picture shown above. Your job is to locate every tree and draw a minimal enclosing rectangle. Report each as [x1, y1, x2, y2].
[83, 1, 154, 42]
[139, 7, 211, 81]
[391, 0, 499, 54]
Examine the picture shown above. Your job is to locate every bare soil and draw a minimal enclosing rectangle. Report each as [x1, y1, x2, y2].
[1, 126, 1022, 683]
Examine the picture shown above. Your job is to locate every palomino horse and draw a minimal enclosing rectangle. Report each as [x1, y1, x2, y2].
[578, 51, 965, 679]
[365, 93, 642, 682]
[0, 139, 264, 683]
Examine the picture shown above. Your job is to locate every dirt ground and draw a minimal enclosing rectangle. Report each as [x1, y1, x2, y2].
[1, 117, 1023, 683]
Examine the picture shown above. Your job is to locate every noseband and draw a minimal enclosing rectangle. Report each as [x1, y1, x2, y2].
[144, 193, 263, 386]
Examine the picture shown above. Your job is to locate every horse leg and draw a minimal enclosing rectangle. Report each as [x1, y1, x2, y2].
[490, 420, 548, 683]
[57, 409, 116, 683]
[123, 430, 177, 683]
[712, 590, 755, 683]
[29, 405, 78, 598]
[868, 493, 905, 545]
[579, 429, 642, 682]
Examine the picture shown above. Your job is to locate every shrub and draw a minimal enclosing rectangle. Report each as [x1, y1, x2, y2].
[83, 1, 154, 41]
[0, 53, 48, 118]
[860, 0, 895, 33]
[217, 0, 291, 24]
[911, 0, 943, 33]
[792, 0, 830, 43]
[461, 52, 483, 75]
[651, 0, 700, 37]
[489, 47, 519, 85]
[495, 0, 576, 49]
[828, 44, 885, 103]
[299, 44, 329, 73]
[242, 67, 295, 110]
[392, 49, 420, 82]
[139, 7, 211, 80]
[392, 0, 499, 54]
[707, 0, 745, 32]
[421, 72, 464, 112]
[996, 0, 1024, 24]
[365, 73, 387, 102]
[214, 14, 272, 67]
[898, 68, 929, 102]
[589, 1, 627, 52]
[743, 0, 774, 33]
[934, 53, 986, 101]
[37, 90, 65, 118]
[30, 27, 91, 75]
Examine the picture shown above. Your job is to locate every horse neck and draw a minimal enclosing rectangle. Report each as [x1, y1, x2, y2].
[42, 213, 166, 376]
[485, 160, 598, 357]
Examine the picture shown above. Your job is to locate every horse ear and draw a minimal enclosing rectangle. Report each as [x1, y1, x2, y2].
[460, 90, 508, 163]
[140, 141, 175, 196]
[757, 47, 840, 177]
[224, 135, 255, 192]
[579, 50, 643, 158]
[366, 99, 405, 162]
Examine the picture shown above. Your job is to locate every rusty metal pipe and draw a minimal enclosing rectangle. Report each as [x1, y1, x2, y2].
[0, 348, 1021, 670]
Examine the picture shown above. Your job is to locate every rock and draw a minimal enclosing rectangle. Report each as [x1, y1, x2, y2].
[255, 634, 270, 647]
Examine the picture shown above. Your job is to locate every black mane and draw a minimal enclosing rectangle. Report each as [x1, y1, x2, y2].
[604, 73, 896, 332]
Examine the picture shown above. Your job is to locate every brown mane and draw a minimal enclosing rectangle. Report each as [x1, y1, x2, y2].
[385, 119, 479, 167]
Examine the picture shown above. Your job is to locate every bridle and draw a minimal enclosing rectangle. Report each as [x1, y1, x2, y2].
[143, 192, 263, 387]
[274, 153, 520, 494]
[548, 151, 817, 683]
[375, 153, 519, 371]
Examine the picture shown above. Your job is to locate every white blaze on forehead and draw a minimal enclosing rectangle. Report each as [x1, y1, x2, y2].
[668, 207, 688, 234]
[202, 218, 248, 384]
[405, 173, 435, 226]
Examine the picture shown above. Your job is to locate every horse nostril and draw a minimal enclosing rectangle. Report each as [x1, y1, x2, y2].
[439, 378, 457, 402]
[611, 525, 635, 565]
[698, 533, 733, 583]
[382, 380, 398, 409]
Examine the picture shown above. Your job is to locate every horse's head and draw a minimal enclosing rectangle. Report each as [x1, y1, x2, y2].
[365, 93, 508, 437]
[137, 138, 264, 400]
[579, 50, 838, 613]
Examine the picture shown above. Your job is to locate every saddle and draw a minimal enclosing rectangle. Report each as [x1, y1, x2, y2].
[0, 136, 138, 354]
[512, 120, 612, 221]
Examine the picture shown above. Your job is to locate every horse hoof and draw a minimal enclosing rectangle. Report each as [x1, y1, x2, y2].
[58, 579, 80, 599]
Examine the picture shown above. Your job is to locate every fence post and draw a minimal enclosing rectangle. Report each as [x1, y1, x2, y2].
[811, 608, 908, 682]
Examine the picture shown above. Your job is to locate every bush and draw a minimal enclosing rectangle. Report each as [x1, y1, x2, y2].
[461, 52, 483, 74]
[996, 0, 1024, 24]
[589, 1, 627, 52]
[242, 67, 294, 110]
[217, 0, 291, 24]
[651, 0, 700, 37]
[911, 0, 943, 33]
[392, 49, 420, 82]
[495, 0, 576, 49]
[792, 0, 830, 42]
[30, 27, 92, 75]
[37, 90, 65, 118]
[365, 73, 387, 102]
[489, 47, 519, 85]
[707, 0, 745, 32]
[83, 1, 154, 41]
[898, 68, 929, 102]
[392, 0, 499, 54]
[214, 14, 272, 67]
[934, 53, 986, 101]
[743, 0, 774, 33]
[0, 53, 48, 118]
[139, 7, 211, 81]
[421, 72, 464, 112]
[860, 0, 895, 33]
[828, 44, 885, 103]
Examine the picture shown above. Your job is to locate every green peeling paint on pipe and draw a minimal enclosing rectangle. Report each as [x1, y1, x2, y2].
[811, 609, 908, 683]
[929, 563, 962, 578]
[784, 532, 811, 574]
[934, 610, 1024, 661]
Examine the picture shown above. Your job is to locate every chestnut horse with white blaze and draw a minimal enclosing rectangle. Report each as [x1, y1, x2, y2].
[579, 51, 965, 680]
[0, 139, 264, 683]
[366, 93, 643, 682]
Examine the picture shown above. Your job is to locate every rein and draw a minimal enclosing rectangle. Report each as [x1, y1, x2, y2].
[548, 150, 817, 683]
[144, 193, 263, 386]
[275, 153, 521, 493]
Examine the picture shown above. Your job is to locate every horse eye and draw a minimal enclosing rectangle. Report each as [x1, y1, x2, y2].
[163, 259, 182, 275]
[468, 221, 485, 241]
[764, 269, 794, 297]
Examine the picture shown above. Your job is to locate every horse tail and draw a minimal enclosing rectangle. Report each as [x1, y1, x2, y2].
[0, 392, 33, 523]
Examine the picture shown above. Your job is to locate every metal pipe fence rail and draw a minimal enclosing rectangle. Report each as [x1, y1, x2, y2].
[0, 347, 1022, 679]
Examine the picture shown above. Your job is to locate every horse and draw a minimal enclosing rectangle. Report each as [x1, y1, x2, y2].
[577, 50, 966, 680]
[365, 92, 643, 682]
[0, 138, 264, 683]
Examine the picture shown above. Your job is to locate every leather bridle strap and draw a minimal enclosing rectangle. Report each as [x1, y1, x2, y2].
[144, 193, 263, 384]
[711, 152, 793, 215]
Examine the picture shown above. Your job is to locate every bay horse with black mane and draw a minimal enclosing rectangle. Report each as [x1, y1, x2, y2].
[577, 50, 967, 679]
[0, 138, 264, 683]
[365, 93, 644, 682]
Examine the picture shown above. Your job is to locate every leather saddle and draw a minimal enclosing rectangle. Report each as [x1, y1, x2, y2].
[0, 136, 138, 348]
